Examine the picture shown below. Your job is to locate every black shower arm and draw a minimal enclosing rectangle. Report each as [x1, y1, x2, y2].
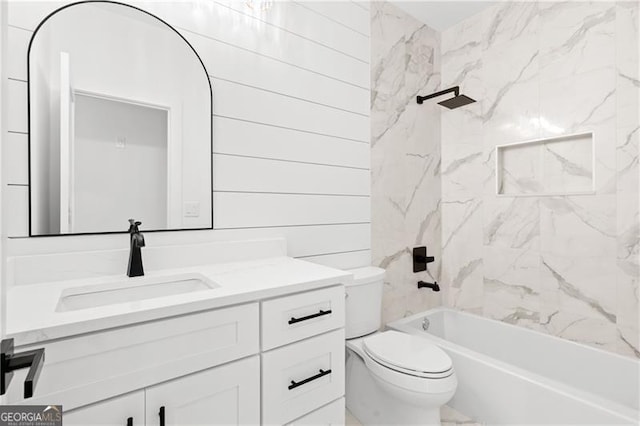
[417, 86, 459, 104]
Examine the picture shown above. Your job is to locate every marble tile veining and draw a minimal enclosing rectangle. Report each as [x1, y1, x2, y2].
[370, 0, 638, 359]
[439, 0, 639, 358]
[371, 2, 442, 325]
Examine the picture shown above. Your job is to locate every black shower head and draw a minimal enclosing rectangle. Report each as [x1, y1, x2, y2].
[438, 94, 476, 109]
[416, 86, 476, 110]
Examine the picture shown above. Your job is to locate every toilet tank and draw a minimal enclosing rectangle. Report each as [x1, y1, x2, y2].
[345, 267, 385, 338]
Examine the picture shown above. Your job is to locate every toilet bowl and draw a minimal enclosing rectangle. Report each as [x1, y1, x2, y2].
[347, 331, 457, 425]
[344, 267, 457, 425]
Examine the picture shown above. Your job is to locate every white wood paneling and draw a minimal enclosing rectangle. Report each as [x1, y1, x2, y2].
[5, 185, 29, 238]
[281, 223, 370, 257]
[5, 193, 371, 256]
[6, 25, 29, 80]
[184, 30, 369, 115]
[213, 78, 368, 142]
[8, 24, 370, 116]
[7, 79, 26, 132]
[213, 117, 370, 169]
[296, 1, 371, 36]
[137, 1, 369, 88]
[7, 1, 369, 85]
[213, 155, 370, 195]
[214, 193, 369, 229]
[5, 133, 28, 185]
[2, 0, 371, 264]
[217, 0, 370, 63]
[1, 0, 6, 343]
[5, 1, 66, 30]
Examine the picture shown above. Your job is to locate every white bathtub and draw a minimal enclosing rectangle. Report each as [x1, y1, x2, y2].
[388, 308, 640, 425]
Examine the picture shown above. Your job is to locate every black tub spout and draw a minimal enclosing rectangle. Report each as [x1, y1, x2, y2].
[418, 281, 440, 292]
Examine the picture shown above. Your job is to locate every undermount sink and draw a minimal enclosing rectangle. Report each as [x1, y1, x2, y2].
[55, 273, 218, 312]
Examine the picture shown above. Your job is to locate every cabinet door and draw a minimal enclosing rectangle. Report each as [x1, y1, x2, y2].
[64, 390, 144, 426]
[145, 356, 260, 426]
[5, 303, 259, 408]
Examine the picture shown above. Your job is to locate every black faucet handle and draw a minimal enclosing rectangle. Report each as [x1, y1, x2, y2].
[128, 219, 142, 233]
[413, 247, 435, 273]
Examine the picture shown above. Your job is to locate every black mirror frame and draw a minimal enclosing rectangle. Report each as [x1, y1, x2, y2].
[25, 0, 214, 238]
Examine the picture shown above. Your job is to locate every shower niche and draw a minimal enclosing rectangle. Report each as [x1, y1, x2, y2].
[496, 131, 595, 196]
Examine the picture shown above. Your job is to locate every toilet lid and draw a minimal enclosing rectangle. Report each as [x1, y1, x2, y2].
[363, 331, 453, 378]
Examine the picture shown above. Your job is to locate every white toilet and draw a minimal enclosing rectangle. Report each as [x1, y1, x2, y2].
[345, 267, 457, 425]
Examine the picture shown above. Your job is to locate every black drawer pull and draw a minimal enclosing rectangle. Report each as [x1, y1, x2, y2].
[126, 418, 133, 426]
[288, 368, 332, 390]
[288, 309, 332, 325]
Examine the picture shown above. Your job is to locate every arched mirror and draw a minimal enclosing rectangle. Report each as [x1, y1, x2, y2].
[28, 1, 213, 236]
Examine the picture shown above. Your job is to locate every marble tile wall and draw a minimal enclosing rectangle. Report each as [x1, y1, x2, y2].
[371, 2, 442, 325]
[440, 1, 639, 358]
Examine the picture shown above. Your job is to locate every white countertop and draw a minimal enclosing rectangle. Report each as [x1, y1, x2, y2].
[7, 256, 352, 346]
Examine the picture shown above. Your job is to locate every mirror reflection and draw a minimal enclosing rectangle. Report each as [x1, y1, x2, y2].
[29, 2, 212, 235]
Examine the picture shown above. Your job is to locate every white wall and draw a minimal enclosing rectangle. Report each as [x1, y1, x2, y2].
[0, 0, 7, 340]
[2, 1, 371, 271]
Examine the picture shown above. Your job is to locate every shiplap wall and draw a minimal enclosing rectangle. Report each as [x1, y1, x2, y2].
[1, 0, 7, 337]
[1, 0, 371, 270]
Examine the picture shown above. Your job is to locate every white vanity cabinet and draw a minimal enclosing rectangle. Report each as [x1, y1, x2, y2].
[64, 391, 145, 426]
[5, 303, 260, 409]
[63, 357, 260, 426]
[261, 286, 346, 425]
[7, 283, 346, 425]
[144, 356, 260, 426]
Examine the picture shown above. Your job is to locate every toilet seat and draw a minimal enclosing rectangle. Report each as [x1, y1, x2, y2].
[363, 331, 453, 379]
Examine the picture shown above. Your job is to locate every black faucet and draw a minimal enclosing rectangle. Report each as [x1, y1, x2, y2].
[127, 219, 145, 277]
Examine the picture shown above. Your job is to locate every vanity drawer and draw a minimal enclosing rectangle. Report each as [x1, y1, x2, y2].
[286, 397, 345, 426]
[6, 303, 259, 410]
[261, 285, 344, 350]
[262, 329, 345, 425]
